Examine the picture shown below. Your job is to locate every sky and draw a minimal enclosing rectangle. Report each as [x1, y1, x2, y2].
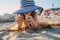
[0, 0, 60, 15]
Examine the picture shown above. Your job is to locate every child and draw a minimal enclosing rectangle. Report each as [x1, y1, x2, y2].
[14, 0, 43, 31]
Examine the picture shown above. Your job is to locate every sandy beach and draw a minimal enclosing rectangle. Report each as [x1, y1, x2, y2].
[0, 22, 60, 40]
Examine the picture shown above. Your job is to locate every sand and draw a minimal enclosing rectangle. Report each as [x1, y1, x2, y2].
[0, 22, 60, 40]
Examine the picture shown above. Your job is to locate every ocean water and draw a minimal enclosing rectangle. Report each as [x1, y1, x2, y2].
[0, 22, 60, 40]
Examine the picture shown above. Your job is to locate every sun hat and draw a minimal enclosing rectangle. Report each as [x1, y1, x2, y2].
[14, 0, 43, 14]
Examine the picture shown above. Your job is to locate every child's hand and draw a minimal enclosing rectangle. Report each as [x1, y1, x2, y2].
[24, 16, 33, 26]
